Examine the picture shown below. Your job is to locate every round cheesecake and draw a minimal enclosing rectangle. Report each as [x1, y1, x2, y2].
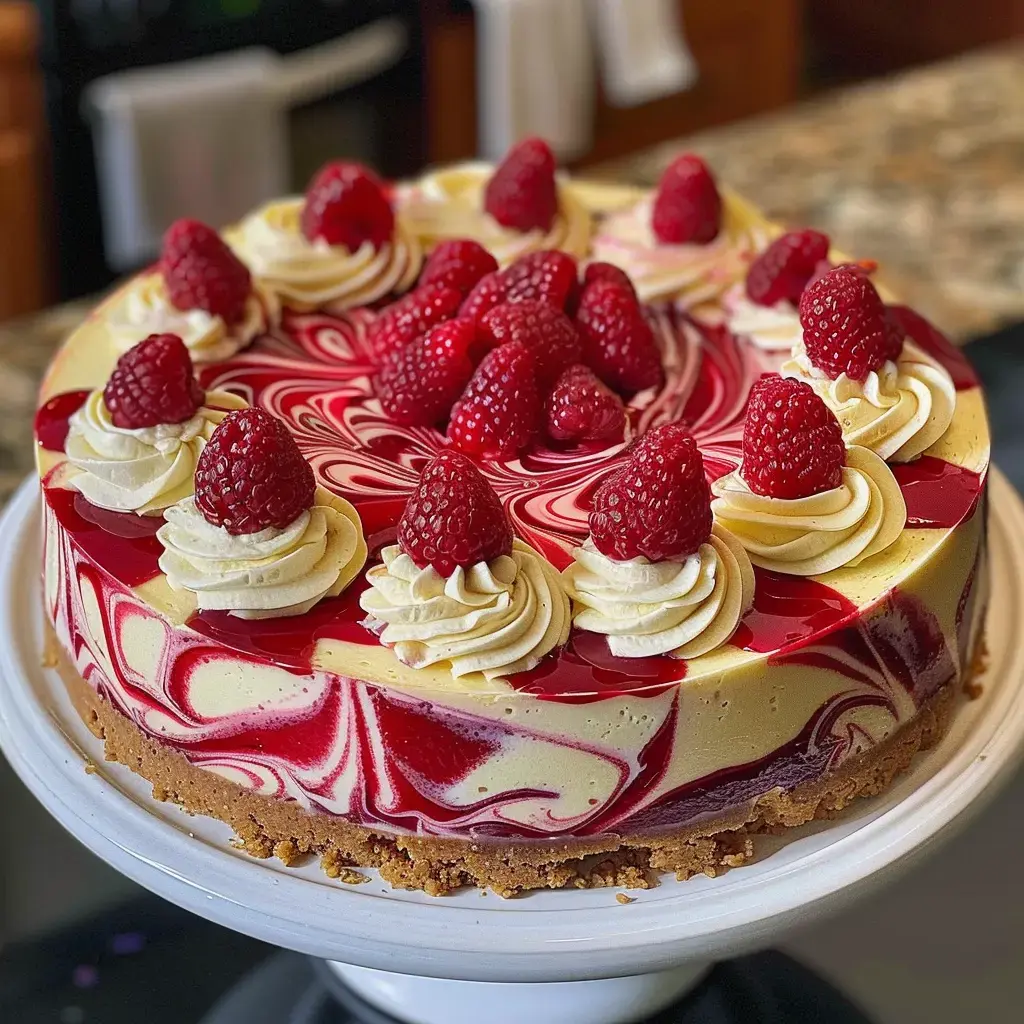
[34, 169, 989, 896]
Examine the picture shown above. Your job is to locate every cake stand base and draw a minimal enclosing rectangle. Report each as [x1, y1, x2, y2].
[322, 961, 708, 1024]
[4, 473, 1024, 1024]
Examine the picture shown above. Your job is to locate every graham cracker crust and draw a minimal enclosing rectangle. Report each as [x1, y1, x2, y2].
[51, 631, 984, 897]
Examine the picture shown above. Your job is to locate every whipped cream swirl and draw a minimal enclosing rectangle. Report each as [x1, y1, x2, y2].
[782, 341, 956, 463]
[722, 284, 802, 352]
[712, 447, 907, 576]
[105, 273, 277, 363]
[225, 198, 422, 311]
[359, 540, 570, 679]
[563, 526, 755, 659]
[66, 390, 247, 515]
[158, 489, 366, 619]
[590, 195, 768, 307]
[396, 163, 592, 266]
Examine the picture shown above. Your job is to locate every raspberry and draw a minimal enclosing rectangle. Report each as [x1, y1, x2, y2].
[745, 230, 830, 307]
[459, 270, 505, 325]
[483, 137, 558, 233]
[478, 301, 581, 387]
[741, 375, 845, 500]
[366, 285, 463, 365]
[589, 424, 712, 562]
[576, 280, 664, 395]
[581, 261, 637, 302]
[161, 219, 252, 325]
[103, 333, 205, 429]
[448, 342, 540, 459]
[194, 408, 315, 535]
[799, 265, 897, 382]
[397, 450, 513, 577]
[300, 161, 395, 252]
[651, 154, 722, 246]
[374, 319, 476, 426]
[419, 240, 499, 296]
[545, 364, 625, 444]
[501, 250, 578, 309]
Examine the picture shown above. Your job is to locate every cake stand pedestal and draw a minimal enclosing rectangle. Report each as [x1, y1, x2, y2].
[3, 473, 1024, 1024]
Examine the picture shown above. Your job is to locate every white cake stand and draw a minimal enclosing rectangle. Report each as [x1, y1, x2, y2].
[3, 473, 1024, 1024]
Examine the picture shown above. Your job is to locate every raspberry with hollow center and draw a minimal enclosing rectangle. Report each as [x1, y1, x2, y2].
[589, 424, 713, 562]
[651, 154, 722, 246]
[103, 333, 205, 429]
[397, 450, 513, 577]
[741, 374, 845, 500]
[483, 137, 558, 233]
[300, 161, 395, 252]
[798, 265, 900, 382]
[745, 230, 830, 307]
[194, 408, 315, 535]
[161, 219, 252, 325]
[447, 341, 540, 460]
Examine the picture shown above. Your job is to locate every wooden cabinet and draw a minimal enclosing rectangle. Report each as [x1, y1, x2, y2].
[0, 2, 47, 320]
[420, 0, 804, 168]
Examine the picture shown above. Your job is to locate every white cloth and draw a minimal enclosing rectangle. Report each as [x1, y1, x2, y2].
[86, 48, 289, 273]
[590, 0, 698, 108]
[470, 0, 697, 161]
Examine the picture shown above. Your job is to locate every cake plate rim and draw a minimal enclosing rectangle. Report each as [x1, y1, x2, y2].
[1, 471, 1022, 986]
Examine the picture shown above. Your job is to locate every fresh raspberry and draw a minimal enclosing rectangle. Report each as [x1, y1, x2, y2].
[798, 265, 897, 382]
[397, 450, 513, 577]
[419, 240, 499, 296]
[161, 219, 252, 325]
[478, 301, 581, 387]
[366, 285, 463, 365]
[300, 161, 395, 252]
[103, 333, 205, 429]
[374, 319, 476, 426]
[576, 280, 663, 395]
[501, 250, 578, 309]
[581, 261, 637, 302]
[741, 375, 845, 500]
[651, 154, 722, 246]
[459, 270, 505, 325]
[545, 364, 625, 444]
[745, 230, 830, 307]
[447, 342, 540, 459]
[483, 137, 558, 233]
[194, 408, 315, 535]
[589, 424, 712, 561]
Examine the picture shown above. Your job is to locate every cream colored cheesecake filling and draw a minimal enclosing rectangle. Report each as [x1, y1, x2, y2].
[158, 488, 366, 619]
[224, 198, 422, 311]
[723, 285, 803, 351]
[66, 389, 247, 515]
[783, 341, 956, 463]
[711, 446, 907, 576]
[105, 272, 277, 363]
[590, 194, 769, 307]
[359, 540, 571, 680]
[396, 163, 592, 266]
[563, 525, 755, 659]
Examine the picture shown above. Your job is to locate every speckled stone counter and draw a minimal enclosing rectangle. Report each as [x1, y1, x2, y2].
[2, 44, 1022, 508]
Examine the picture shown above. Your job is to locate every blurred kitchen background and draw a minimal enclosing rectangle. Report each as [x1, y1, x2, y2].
[1, 2, 1023, 1022]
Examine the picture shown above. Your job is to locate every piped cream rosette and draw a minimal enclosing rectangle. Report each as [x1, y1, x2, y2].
[782, 340, 956, 463]
[66, 390, 248, 515]
[396, 162, 592, 266]
[224, 198, 422, 312]
[104, 273, 278, 364]
[589, 192, 770, 308]
[711, 446, 906, 576]
[359, 539, 570, 680]
[157, 488, 366, 619]
[563, 525, 755, 659]
[721, 283, 803, 352]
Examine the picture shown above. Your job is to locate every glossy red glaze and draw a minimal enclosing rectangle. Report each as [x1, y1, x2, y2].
[34, 390, 91, 452]
[892, 456, 983, 529]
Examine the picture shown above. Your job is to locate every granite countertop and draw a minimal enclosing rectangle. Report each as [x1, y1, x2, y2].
[2, 44, 1022, 507]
